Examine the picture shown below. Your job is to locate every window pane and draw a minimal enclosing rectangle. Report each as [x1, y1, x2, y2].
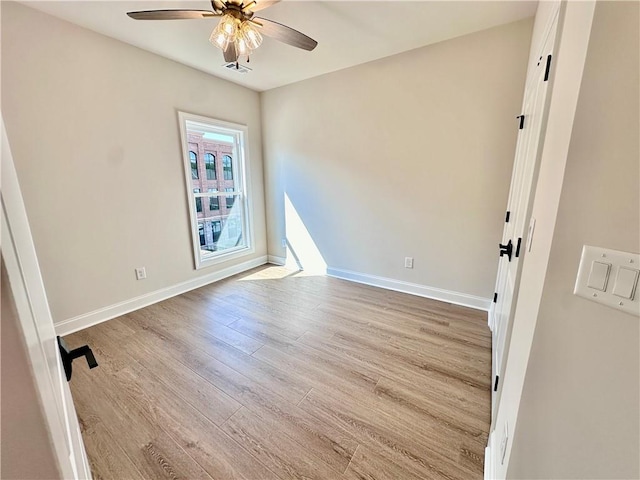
[193, 189, 202, 213]
[225, 187, 234, 208]
[190, 151, 198, 179]
[208, 188, 219, 210]
[223, 155, 233, 180]
[205, 153, 216, 180]
[198, 223, 205, 246]
[214, 195, 245, 255]
[211, 220, 222, 242]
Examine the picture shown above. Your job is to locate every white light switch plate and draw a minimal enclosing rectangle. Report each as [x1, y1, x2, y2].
[574, 246, 640, 317]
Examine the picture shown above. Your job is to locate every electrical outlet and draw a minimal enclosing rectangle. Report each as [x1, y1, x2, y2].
[281, 238, 287, 248]
[135, 267, 147, 280]
[404, 257, 414, 269]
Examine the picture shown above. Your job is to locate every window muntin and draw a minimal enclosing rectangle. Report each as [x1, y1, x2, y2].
[179, 112, 253, 269]
[205, 153, 216, 180]
[190, 151, 198, 179]
[223, 155, 233, 180]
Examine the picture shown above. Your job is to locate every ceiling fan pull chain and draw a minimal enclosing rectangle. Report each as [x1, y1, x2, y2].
[247, 55, 250, 63]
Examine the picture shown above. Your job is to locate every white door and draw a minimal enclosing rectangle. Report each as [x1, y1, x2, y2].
[1, 117, 92, 479]
[489, 11, 559, 420]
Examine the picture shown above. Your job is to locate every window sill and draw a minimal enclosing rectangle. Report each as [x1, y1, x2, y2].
[195, 244, 255, 270]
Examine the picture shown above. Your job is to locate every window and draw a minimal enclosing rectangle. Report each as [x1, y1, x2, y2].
[179, 112, 253, 268]
[225, 187, 235, 209]
[190, 151, 198, 179]
[223, 155, 233, 180]
[205, 153, 216, 180]
[208, 188, 219, 210]
[193, 188, 202, 213]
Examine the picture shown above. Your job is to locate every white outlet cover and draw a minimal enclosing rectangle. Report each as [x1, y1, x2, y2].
[574, 246, 640, 316]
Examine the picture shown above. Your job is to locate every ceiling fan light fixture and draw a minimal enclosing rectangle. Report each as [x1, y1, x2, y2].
[240, 22, 263, 50]
[210, 30, 231, 50]
[210, 13, 241, 51]
[238, 39, 251, 57]
[219, 13, 239, 38]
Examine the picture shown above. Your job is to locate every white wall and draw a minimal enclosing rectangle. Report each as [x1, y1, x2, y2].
[1, 2, 267, 325]
[261, 18, 533, 303]
[507, 2, 639, 477]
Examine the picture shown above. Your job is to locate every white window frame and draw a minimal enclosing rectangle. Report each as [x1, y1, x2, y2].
[178, 111, 254, 269]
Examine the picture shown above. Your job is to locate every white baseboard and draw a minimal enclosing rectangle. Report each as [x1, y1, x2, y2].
[54, 256, 268, 336]
[326, 267, 491, 312]
[267, 255, 286, 266]
[484, 442, 495, 480]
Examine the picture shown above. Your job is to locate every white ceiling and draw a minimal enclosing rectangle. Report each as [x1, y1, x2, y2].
[25, 1, 537, 92]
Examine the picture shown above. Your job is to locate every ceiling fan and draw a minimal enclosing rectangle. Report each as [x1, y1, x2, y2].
[127, 1, 318, 67]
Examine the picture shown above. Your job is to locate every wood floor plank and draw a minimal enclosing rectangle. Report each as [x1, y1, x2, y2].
[112, 312, 360, 470]
[71, 367, 215, 480]
[77, 416, 145, 480]
[67, 265, 490, 480]
[302, 383, 485, 474]
[221, 406, 346, 479]
[343, 445, 426, 480]
[299, 388, 476, 480]
[113, 320, 242, 426]
[174, 346, 360, 471]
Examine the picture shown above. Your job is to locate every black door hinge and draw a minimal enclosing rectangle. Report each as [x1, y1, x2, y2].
[515, 237, 522, 258]
[516, 115, 525, 130]
[544, 55, 552, 82]
[493, 292, 498, 303]
[505, 211, 511, 223]
[494, 375, 500, 392]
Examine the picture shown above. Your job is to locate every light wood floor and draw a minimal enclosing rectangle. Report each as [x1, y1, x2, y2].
[67, 266, 492, 480]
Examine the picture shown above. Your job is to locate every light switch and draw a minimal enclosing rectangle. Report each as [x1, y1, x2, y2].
[613, 267, 639, 300]
[587, 261, 610, 291]
[575, 246, 640, 316]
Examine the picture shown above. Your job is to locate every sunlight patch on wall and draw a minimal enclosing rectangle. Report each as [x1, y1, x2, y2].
[284, 193, 326, 274]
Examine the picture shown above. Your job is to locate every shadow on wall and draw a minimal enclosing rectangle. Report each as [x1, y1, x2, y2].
[283, 193, 327, 274]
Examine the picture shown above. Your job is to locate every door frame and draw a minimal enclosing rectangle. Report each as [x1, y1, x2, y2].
[1, 115, 92, 479]
[485, 2, 597, 477]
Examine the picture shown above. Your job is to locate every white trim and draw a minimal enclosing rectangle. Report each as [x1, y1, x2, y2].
[54, 256, 268, 336]
[484, 438, 495, 480]
[267, 255, 286, 266]
[326, 267, 491, 311]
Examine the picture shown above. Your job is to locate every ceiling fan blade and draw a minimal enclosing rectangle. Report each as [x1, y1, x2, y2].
[223, 42, 239, 63]
[243, 0, 280, 12]
[127, 10, 218, 20]
[252, 17, 317, 51]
